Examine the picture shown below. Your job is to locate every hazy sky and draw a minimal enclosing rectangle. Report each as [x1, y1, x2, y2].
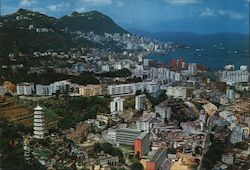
[1, 0, 249, 34]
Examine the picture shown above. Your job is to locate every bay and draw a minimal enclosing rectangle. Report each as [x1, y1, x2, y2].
[146, 47, 249, 71]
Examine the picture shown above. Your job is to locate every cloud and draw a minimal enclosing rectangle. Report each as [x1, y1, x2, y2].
[200, 8, 215, 17]
[47, 3, 70, 12]
[20, 0, 37, 7]
[200, 8, 243, 20]
[165, 0, 201, 5]
[115, 1, 124, 7]
[79, 0, 113, 6]
[75, 7, 86, 12]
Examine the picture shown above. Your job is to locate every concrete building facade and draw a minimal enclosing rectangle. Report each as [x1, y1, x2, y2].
[107, 82, 160, 96]
[134, 132, 150, 158]
[218, 67, 249, 84]
[36, 84, 52, 96]
[17, 82, 34, 95]
[79, 85, 102, 96]
[110, 97, 124, 113]
[135, 94, 146, 110]
[188, 63, 197, 76]
[116, 128, 141, 146]
[145, 147, 168, 170]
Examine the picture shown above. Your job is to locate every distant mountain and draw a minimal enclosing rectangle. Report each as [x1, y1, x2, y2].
[129, 29, 249, 51]
[60, 10, 128, 34]
[0, 9, 74, 57]
[127, 28, 152, 37]
[0, 8, 61, 29]
[0, 9, 128, 58]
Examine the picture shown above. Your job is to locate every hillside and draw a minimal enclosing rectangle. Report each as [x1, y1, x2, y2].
[0, 9, 75, 57]
[0, 9, 128, 58]
[60, 10, 128, 34]
[0, 96, 58, 128]
[0, 8, 62, 29]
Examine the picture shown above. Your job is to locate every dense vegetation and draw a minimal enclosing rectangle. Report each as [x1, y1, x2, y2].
[130, 161, 144, 170]
[202, 133, 228, 170]
[0, 9, 128, 57]
[0, 28, 75, 56]
[60, 10, 127, 34]
[0, 68, 99, 85]
[96, 68, 131, 78]
[93, 142, 124, 163]
[145, 90, 168, 107]
[0, 119, 46, 170]
[40, 96, 110, 130]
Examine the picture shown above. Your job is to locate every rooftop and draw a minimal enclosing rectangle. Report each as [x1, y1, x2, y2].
[136, 132, 149, 140]
[151, 147, 167, 162]
[34, 105, 43, 110]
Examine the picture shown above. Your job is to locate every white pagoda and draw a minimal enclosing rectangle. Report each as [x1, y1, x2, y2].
[33, 105, 45, 139]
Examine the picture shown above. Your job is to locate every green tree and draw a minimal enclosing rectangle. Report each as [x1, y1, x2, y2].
[131, 162, 143, 170]
[93, 143, 102, 153]
[101, 143, 113, 155]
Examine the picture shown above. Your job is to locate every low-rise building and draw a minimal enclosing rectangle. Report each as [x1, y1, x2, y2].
[136, 121, 151, 132]
[101, 65, 110, 72]
[218, 66, 249, 85]
[166, 86, 192, 99]
[116, 128, 141, 146]
[16, 82, 34, 95]
[50, 80, 71, 94]
[36, 84, 52, 96]
[222, 153, 234, 165]
[0, 86, 6, 96]
[230, 126, 243, 144]
[79, 85, 102, 96]
[96, 115, 111, 125]
[65, 122, 91, 145]
[155, 105, 172, 121]
[107, 81, 160, 96]
[145, 147, 168, 170]
[150, 67, 181, 82]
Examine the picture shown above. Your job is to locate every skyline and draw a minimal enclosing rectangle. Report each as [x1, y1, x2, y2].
[1, 0, 249, 34]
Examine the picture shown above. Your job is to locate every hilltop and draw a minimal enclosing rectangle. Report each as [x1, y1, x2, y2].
[60, 10, 128, 34]
[0, 9, 128, 57]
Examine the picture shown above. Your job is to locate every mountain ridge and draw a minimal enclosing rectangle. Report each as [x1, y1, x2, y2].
[60, 10, 128, 34]
[128, 28, 249, 50]
[127, 28, 249, 36]
[0, 8, 128, 57]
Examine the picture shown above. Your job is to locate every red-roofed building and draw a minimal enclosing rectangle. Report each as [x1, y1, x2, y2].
[134, 132, 150, 159]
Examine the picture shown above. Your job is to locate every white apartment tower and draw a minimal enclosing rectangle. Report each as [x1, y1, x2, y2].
[110, 97, 124, 113]
[33, 105, 45, 139]
[16, 82, 34, 96]
[188, 63, 197, 76]
[135, 94, 146, 110]
[218, 65, 249, 85]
